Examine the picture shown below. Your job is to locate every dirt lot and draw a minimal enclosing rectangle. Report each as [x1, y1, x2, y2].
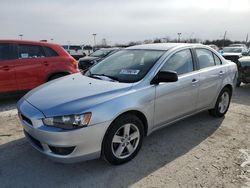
[0, 85, 250, 188]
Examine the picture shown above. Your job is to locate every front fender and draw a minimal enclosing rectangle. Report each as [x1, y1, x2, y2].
[88, 85, 156, 134]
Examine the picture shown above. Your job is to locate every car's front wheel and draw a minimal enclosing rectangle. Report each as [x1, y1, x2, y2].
[209, 87, 231, 117]
[102, 114, 144, 165]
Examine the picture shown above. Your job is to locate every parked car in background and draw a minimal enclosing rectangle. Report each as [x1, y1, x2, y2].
[0, 40, 79, 93]
[237, 56, 250, 87]
[222, 46, 248, 63]
[78, 47, 120, 71]
[17, 43, 237, 165]
[229, 44, 248, 48]
[207, 44, 219, 51]
[62, 45, 92, 60]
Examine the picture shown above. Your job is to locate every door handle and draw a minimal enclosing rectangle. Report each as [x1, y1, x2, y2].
[219, 71, 225, 77]
[192, 78, 199, 83]
[191, 78, 199, 86]
[0, 66, 10, 71]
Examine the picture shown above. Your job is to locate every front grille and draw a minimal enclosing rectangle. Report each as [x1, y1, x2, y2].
[24, 130, 43, 150]
[21, 114, 33, 126]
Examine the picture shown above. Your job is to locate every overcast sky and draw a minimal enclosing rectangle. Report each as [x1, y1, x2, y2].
[0, 0, 250, 45]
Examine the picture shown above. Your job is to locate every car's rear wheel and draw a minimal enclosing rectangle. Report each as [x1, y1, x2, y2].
[209, 87, 231, 117]
[102, 114, 144, 165]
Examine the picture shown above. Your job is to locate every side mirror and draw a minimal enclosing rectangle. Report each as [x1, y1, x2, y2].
[151, 70, 178, 84]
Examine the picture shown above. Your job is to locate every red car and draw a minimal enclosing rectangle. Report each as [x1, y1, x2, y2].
[0, 40, 79, 93]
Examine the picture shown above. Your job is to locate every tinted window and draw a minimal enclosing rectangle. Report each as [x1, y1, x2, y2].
[44, 46, 59, 57]
[161, 49, 194, 75]
[196, 49, 215, 69]
[213, 54, 222, 65]
[18, 44, 45, 58]
[0, 44, 17, 61]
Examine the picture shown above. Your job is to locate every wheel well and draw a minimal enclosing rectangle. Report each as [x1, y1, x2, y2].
[47, 72, 70, 81]
[115, 110, 148, 136]
[224, 84, 233, 96]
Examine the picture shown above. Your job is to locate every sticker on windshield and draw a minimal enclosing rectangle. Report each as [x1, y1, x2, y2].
[20, 53, 29, 58]
[120, 69, 140, 75]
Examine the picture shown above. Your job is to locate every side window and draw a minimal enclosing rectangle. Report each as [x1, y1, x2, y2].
[18, 44, 45, 59]
[196, 48, 215, 69]
[43, 46, 59, 57]
[161, 49, 194, 75]
[0, 44, 17, 61]
[213, 54, 222, 65]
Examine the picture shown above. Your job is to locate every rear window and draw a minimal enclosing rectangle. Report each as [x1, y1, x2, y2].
[18, 44, 45, 58]
[196, 48, 215, 69]
[0, 43, 17, 61]
[43, 46, 59, 57]
[69, 46, 82, 50]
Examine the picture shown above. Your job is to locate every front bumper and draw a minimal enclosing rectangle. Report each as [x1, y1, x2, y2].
[17, 99, 111, 163]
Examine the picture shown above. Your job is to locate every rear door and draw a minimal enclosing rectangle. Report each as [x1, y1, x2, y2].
[194, 48, 225, 110]
[0, 43, 18, 92]
[15, 44, 47, 90]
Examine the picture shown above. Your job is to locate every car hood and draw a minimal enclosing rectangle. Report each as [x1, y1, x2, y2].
[24, 73, 133, 117]
[239, 56, 250, 62]
[222, 52, 242, 57]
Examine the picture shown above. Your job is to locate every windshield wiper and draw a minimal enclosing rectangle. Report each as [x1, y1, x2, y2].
[90, 73, 119, 82]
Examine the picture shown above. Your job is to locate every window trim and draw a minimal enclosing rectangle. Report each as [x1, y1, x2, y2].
[159, 48, 195, 76]
[213, 53, 222, 65]
[194, 48, 216, 70]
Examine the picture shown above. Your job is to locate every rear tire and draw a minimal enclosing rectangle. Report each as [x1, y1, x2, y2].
[102, 114, 144, 165]
[209, 87, 231, 117]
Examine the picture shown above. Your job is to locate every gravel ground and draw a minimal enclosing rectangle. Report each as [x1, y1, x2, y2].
[0, 85, 250, 188]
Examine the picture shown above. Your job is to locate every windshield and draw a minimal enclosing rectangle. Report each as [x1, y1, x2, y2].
[223, 47, 243, 53]
[90, 49, 114, 58]
[88, 49, 165, 83]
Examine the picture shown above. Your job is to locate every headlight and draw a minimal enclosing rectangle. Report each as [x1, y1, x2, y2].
[43, 112, 91, 129]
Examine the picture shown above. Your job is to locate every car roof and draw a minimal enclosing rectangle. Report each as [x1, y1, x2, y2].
[126, 43, 202, 51]
[100, 47, 120, 50]
[0, 39, 59, 47]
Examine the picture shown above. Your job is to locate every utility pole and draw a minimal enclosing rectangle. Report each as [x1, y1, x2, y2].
[222, 31, 227, 47]
[246, 33, 249, 44]
[177, 33, 182, 43]
[92, 33, 97, 47]
[19, 34, 23, 40]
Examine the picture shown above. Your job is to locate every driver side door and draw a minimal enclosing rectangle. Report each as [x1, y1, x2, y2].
[154, 49, 200, 127]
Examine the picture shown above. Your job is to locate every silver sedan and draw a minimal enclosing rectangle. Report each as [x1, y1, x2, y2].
[17, 43, 238, 165]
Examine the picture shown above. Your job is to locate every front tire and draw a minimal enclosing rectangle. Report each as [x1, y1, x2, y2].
[102, 114, 144, 165]
[209, 87, 231, 117]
